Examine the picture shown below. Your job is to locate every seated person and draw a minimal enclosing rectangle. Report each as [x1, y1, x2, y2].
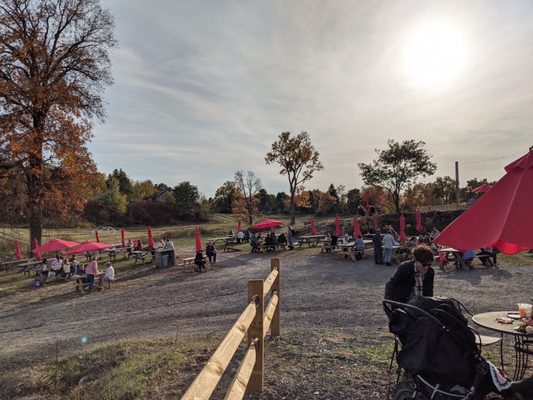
[237, 230, 245, 243]
[384, 244, 435, 303]
[69, 256, 79, 275]
[353, 235, 366, 260]
[277, 233, 287, 247]
[104, 262, 115, 288]
[330, 234, 338, 249]
[39, 258, 49, 277]
[461, 249, 476, 269]
[134, 240, 143, 251]
[269, 232, 278, 247]
[74, 263, 86, 276]
[194, 250, 206, 272]
[51, 255, 66, 278]
[250, 233, 259, 253]
[264, 234, 273, 248]
[477, 247, 495, 266]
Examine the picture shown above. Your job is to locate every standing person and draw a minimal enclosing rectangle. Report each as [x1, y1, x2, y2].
[384, 244, 435, 303]
[287, 225, 294, 250]
[104, 261, 115, 288]
[237, 230, 244, 243]
[383, 230, 396, 266]
[69, 255, 79, 276]
[126, 239, 133, 256]
[206, 241, 217, 264]
[373, 229, 384, 265]
[85, 256, 100, 292]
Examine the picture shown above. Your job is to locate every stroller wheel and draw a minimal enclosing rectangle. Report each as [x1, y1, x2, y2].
[393, 388, 415, 400]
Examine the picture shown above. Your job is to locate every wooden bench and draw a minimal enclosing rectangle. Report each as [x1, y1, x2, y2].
[132, 251, 152, 264]
[180, 256, 209, 271]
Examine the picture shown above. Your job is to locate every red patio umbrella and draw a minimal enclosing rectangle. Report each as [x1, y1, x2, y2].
[416, 209, 423, 232]
[33, 239, 41, 260]
[15, 240, 21, 259]
[250, 219, 283, 230]
[236, 219, 241, 233]
[310, 215, 317, 235]
[372, 214, 379, 232]
[399, 214, 407, 242]
[33, 238, 79, 254]
[95, 230, 100, 243]
[63, 241, 114, 255]
[121, 227, 126, 248]
[147, 226, 155, 248]
[472, 183, 492, 193]
[335, 215, 341, 236]
[353, 216, 362, 238]
[434, 148, 533, 254]
[195, 227, 203, 252]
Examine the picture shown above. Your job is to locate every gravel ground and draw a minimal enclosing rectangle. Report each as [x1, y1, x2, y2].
[1, 247, 532, 399]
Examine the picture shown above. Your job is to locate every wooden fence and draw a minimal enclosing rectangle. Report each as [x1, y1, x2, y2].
[181, 258, 281, 400]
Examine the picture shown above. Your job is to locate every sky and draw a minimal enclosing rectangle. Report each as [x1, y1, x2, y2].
[91, 0, 533, 197]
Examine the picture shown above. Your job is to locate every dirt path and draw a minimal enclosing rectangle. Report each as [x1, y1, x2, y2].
[1, 247, 532, 380]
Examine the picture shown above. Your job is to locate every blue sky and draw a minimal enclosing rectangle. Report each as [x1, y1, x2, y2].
[91, 0, 533, 197]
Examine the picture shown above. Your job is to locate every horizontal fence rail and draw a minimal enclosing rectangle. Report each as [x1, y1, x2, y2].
[181, 258, 280, 400]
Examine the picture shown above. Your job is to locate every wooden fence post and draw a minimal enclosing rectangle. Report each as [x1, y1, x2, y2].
[270, 258, 280, 337]
[246, 279, 264, 393]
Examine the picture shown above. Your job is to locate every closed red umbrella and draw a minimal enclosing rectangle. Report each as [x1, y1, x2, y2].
[434, 148, 533, 254]
[472, 184, 492, 193]
[399, 214, 407, 242]
[63, 241, 114, 255]
[335, 215, 341, 236]
[195, 227, 203, 252]
[33, 238, 79, 254]
[310, 215, 317, 235]
[121, 227, 126, 248]
[416, 209, 423, 232]
[148, 226, 155, 248]
[236, 219, 241, 233]
[15, 240, 21, 259]
[250, 219, 283, 230]
[372, 214, 379, 232]
[95, 230, 100, 243]
[33, 239, 41, 260]
[353, 216, 362, 238]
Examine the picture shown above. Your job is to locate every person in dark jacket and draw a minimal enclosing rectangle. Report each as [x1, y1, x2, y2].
[206, 241, 217, 264]
[384, 244, 435, 303]
[195, 249, 206, 272]
[373, 229, 383, 265]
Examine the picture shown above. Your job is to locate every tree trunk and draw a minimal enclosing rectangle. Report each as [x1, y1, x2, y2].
[28, 115, 45, 253]
[393, 191, 401, 216]
[289, 190, 296, 225]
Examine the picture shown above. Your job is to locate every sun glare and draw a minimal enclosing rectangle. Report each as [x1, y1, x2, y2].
[403, 21, 468, 88]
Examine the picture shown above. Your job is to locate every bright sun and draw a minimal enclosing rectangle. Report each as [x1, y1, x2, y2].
[403, 21, 468, 88]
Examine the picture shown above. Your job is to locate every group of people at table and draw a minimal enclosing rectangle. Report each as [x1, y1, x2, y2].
[37, 254, 115, 292]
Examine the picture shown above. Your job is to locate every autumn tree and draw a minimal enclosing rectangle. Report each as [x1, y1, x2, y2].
[265, 131, 323, 224]
[358, 140, 436, 215]
[0, 0, 115, 246]
[233, 170, 262, 225]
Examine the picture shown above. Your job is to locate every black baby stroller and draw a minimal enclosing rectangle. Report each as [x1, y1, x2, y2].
[383, 296, 533, 400]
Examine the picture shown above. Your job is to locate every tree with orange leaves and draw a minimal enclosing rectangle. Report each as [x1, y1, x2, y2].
[0, 0, 115, 247]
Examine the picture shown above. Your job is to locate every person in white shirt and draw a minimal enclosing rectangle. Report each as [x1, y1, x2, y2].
[383, 230, 397, 266]
[104, 261, 115, 288]
[51, 255, 66, 278]
[164, 238, 175, 250]
[237, 230, 245, 243]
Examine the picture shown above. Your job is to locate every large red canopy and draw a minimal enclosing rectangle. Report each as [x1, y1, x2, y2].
[434, 149, 533, 254]
[250, 219, 283, 230]
[63, 241, 113, 255]
[33, 238, 79, 254]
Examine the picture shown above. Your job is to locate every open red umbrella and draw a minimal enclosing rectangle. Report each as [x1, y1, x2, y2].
[372, 214, 379, 232]
[33, 238, 79, 254]
[236, 219, 241, 233]
[250, 219, 283, 230]
[353, 216, 362, 238]
[399, 214, 407, 242]
[416, 209, 423, 232]
[435, 148, 533, 254]
[335, 215, 341, 236]
[121, 227, 126, 248]
[15, 240, 21, 259]
[95, 230, 100, 243]
[33, 239, 41, 260]
[63, 241, 114, 255]
[195, 227, 203, 252]
[310, 215, 317, 235]
[148, 226, 155, 248]
[472, 183, 492, 193]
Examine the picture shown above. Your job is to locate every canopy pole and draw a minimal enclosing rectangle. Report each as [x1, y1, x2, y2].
[455, 161, 460, 204]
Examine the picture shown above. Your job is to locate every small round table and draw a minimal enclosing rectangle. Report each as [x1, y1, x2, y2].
[472, 311, 533, 380]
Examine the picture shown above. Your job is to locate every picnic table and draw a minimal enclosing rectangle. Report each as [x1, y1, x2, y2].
[132, 250, 152, 264]
[0, 258, 36, 271]
[103, 247, 127, 260]
[438, 247, 493, 270]
[297, 235, 326, 247]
